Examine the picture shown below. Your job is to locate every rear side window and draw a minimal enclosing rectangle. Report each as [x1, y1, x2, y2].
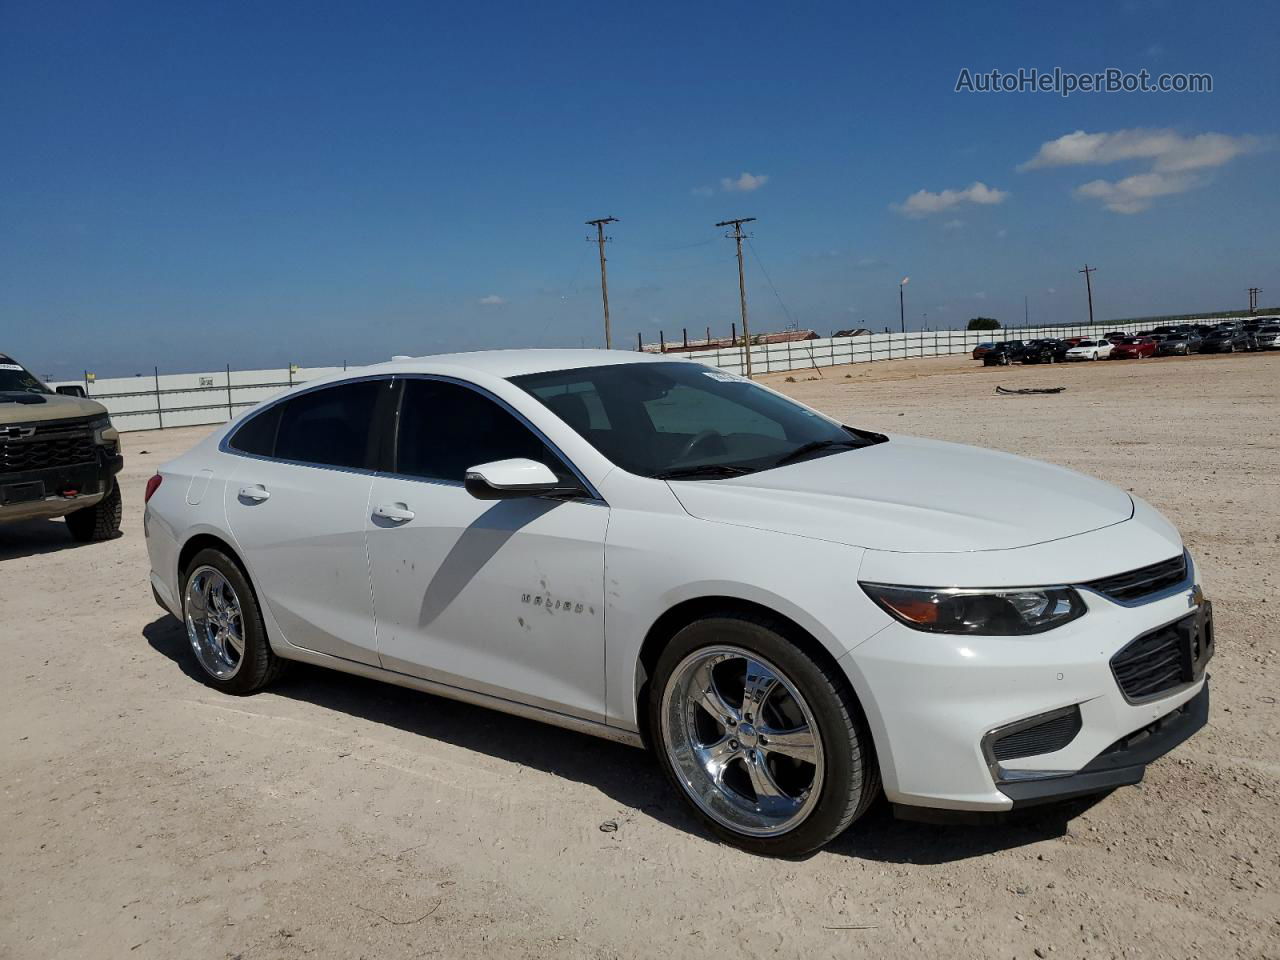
[228, 404, 282, 456]
[396, 378, 564, 482]
[273, 380, 382, 469]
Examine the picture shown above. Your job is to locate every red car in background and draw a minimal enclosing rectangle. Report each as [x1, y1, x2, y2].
[1110, 336, 1157, 359]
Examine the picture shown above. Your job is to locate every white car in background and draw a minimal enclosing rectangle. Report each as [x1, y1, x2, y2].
[144, 350, 1212, 855]
[1065, 339, 1114, 361]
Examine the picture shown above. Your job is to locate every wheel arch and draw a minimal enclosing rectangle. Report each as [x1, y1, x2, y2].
[632, 595, 868, 752]
[178, 531, 247, 581]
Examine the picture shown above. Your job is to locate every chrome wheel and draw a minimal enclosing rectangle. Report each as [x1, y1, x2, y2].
[660, 646, 824, 837]
[185, 565, 245, 680]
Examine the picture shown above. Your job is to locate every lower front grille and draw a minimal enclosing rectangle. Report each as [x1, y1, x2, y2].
[1110, 613, 1208, 701]
[990, 706, 1083, 762]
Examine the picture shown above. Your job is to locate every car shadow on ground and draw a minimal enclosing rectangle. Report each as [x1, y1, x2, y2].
[0, 517, 91, 561]
[144, 614, 1095, 864]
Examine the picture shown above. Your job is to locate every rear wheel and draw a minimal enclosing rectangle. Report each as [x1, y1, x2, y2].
[649, 613, 879, 857]
[66, 482, 122, 542]
[182, 548, 283, 694]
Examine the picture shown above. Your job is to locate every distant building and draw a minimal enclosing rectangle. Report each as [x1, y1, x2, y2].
[831, 328, 872, 338]
[642, 328, 820, 353]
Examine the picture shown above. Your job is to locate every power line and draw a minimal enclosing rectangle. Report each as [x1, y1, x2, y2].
[746, 237, 821, 376]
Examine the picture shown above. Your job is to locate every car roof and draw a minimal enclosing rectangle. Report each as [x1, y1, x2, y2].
[364, 348, 683, 379]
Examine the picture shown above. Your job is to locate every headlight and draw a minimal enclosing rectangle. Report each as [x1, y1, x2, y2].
[859, 582, 1086, 635]
[89, 415, 118, 446]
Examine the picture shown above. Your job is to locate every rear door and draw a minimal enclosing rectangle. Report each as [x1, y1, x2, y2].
[223, 377, 395, 666]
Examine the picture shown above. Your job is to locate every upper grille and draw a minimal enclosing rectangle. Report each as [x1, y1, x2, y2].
[1085, 554, 1187, 603]
[1111, 617, 1189, 701]
[0, 419, 96, 474]
[991, 707, 1082, 761]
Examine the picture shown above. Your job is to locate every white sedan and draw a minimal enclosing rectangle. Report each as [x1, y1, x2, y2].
[1064, 339, 1114, 360]
[144, 350, 1211, 855]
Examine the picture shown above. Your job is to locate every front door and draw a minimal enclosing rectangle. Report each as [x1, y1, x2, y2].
[365, 377, 609, 721]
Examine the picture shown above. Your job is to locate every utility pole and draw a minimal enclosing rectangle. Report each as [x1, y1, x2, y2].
[1078, 264, 1097, 326]
[899, 276, 909, 333]
[1024, 295, 1029, 325]
[716, 217, 757, 377]
[1248, 287, 1260, 315]
[586, 217, 618, 348]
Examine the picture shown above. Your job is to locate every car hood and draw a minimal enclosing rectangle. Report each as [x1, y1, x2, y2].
[667, 435, 1134, 553]
[0, 391, 107, 424]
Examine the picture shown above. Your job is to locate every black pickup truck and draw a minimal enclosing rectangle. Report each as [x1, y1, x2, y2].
[1, 353, 124, 541]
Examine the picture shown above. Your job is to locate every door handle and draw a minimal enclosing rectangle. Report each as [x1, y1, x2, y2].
[373, 502, 415, 523]
[238, 484, 270, 502]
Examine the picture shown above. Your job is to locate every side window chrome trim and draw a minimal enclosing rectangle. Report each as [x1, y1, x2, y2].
[389, 373, 607, 504]
[218, 374, 395, 478]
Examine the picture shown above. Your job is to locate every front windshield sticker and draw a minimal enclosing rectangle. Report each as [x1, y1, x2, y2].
[702, 370, 742, 383]
[0, 364, 25, 371]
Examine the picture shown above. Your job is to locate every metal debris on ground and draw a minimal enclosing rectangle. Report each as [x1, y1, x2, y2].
[996, 385, 1067, 395]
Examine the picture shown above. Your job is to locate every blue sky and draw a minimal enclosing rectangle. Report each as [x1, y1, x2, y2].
[2, 0, 1277, 377]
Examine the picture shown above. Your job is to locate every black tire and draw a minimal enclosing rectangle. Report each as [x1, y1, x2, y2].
[648, 611, 879, 857]
[66, 481, 122, 542]
[182, 547, 284, 694]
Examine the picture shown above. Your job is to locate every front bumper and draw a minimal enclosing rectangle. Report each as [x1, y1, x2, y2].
[840, 570, 1212, 814]
[0, 449, 123, 523]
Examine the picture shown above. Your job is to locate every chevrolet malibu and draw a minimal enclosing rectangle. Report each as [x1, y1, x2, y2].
[144, 351, 1212, 855]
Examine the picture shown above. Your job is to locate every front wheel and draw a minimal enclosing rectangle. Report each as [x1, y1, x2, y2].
[66, 482, 122, 542]
[649, 614, 879, 856]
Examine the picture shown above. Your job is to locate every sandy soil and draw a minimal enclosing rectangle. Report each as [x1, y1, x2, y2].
[2, 351, 1278, 960]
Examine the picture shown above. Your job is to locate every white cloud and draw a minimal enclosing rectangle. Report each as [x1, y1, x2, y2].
[1022, 127, 1268, 213]
[477, 294, 506, 305]
[1020, 128, 1262, 173]
[893, 181, 1009, 218]
[942, 219, 965, 230]
[720, 171, 769, 192]
[1074, 171, 1198, 213]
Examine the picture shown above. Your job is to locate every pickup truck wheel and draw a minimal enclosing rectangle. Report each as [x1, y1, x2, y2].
[182, 548, 283, 694]
[65, 482, 122, 542]
[650, 614, 879, 856]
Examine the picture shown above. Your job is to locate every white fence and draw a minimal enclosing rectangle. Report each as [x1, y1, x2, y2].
[56, 320, 1230, 432]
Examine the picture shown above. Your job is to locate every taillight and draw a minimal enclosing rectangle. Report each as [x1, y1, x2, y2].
[144, 473, 163, 504]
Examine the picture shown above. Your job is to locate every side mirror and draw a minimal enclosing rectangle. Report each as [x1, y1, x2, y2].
[55, 385, 87, 398]
[464, 458, 583, 501]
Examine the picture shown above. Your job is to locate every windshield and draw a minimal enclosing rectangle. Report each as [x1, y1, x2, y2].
[0, 358, 51, 395]
[510, 361, 882, 479]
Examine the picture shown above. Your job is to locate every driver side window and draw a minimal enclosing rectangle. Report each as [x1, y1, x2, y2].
[395, 378, 569, 483]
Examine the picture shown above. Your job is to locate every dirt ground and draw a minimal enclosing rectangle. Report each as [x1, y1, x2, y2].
[2, 351, 1277, 960]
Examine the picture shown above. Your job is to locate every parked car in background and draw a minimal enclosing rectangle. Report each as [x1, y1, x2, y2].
[1157, 331, 1202, 356]
[1019, 339, 1070, 364]
[981, 341, 1026, 366]
[1255, 324, 1280, 350]
[1065, 339, 1113, 361]
[1062, 336, 1087, 346]
[1101, 331, 1125, 340]
[143, 349, 1214, 855]
[972, 342, 997, 360]
[1200, 328, 1254, 353]
[1110, 337, 1158, 360]
[1, 352, 124, 540]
